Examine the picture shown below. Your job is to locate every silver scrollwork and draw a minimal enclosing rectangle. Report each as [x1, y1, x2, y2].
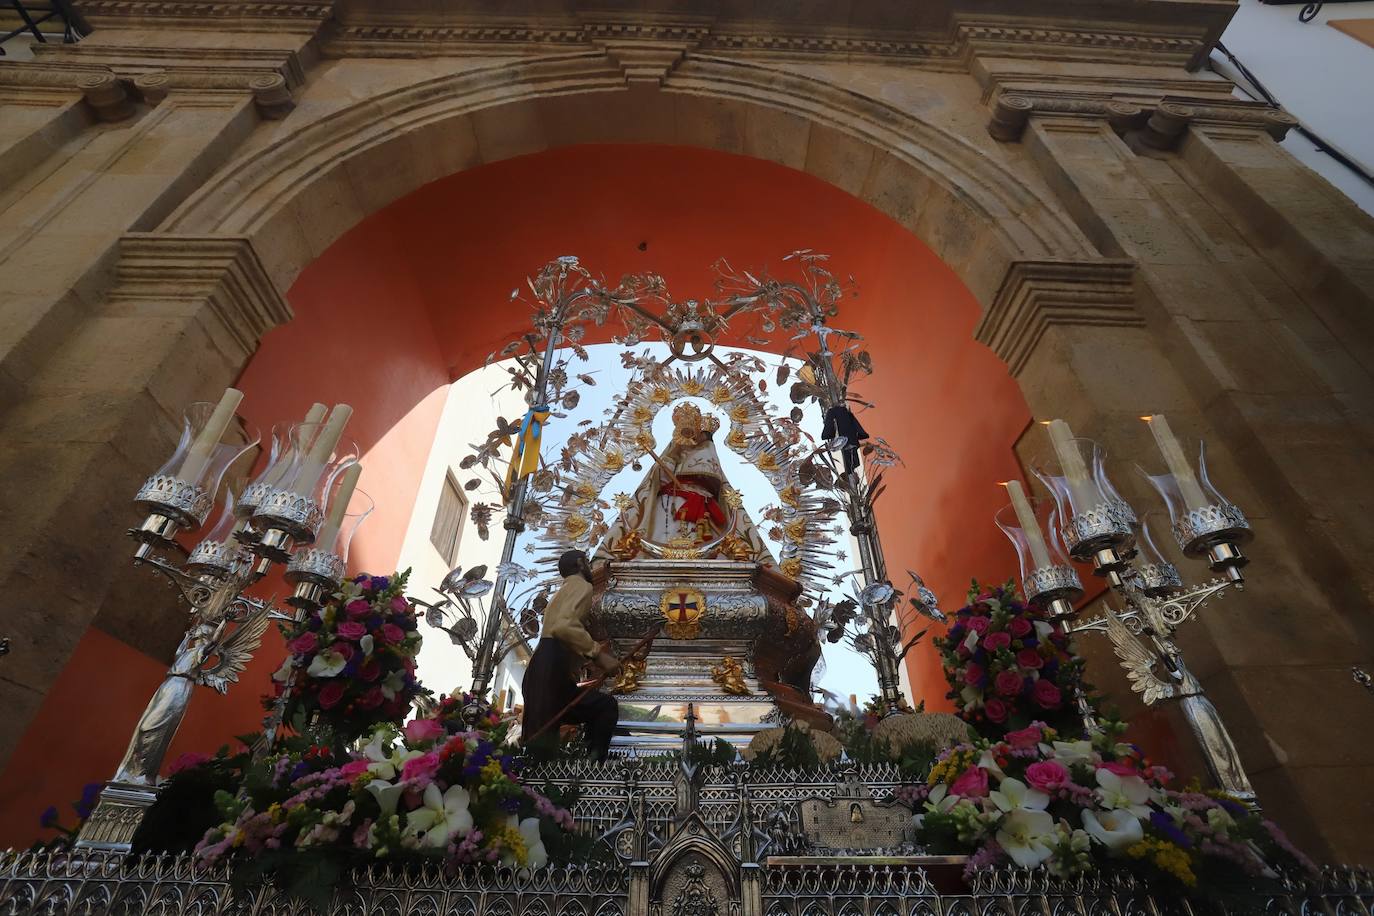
[1172, 502, 1252, 556]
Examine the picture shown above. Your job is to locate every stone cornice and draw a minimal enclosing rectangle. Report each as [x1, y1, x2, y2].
[974, 259, 1140, 376]
[113, 234, 292, 355]
[317, 14, 1213, 70]
[72, 1, 333, 32]
[29, 42, 308, 90]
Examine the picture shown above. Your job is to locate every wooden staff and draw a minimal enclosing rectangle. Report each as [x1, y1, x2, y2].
[525, 625, 659, 745]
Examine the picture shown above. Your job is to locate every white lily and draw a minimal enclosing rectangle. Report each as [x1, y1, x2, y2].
[977, 749, 1006, 778]
[360, 634, 375, 656]
[1095, 769, 1153, 818]
[501, 816, 548, 868]
[306, 649, 347, 678]
[366, 779, 407, 817]
[959, 684, 984, 710]
[961, 629, 980, 654]
[381, 670, 407, 700]
[1207, 805, 1236, 838]
[405, 784, 473, 848]
[989, 777, 1050, 813]
[1081, 808, 1144, 850]
[363, 732, 399, 779]
[1033, 620, 1053, 639]
[995, 809, 1056, 868]
[1051, 740, 1095, 765]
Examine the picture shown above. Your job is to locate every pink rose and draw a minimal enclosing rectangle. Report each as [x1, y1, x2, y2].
[1017, 648, 1045, 670]
[1008, 617, 1033, 638]
[983, 632, 1012, 652]
[288, 633, 318, 655]
[359, 658, 382, 682]
[340, 759, 371, 780]
[404, 718, 446, 745]
[994, 670, 1024, 697]
[401, 752, 441, 785]
[1031, 678, 1062, 709]
[318, 681, 346, 710]
[966, 616, 991, 634]
[391, 596, 410, 613]
[168, 752, 211, 775]
[955, 644, 971, 659]
[380, 624, 405, 645]
[345, 598, 372, 619]
[950, 766, 990, 798]
[337, 621, 367, 640]
[963, 663, 985, 686]
[1024, 760, 1070, 792]
[1098, 760, 1138, 778]
[331, 642, 356, 661]
[984, 698, 1009, 722]
[1004, 725, 1043, 749]
[356, 687, 385, 709]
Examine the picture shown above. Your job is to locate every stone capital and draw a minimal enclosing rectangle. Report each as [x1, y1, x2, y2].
[112, 235, 292, 356]
[985, 90, 1298, 145]
[974, 259, 1139, 375]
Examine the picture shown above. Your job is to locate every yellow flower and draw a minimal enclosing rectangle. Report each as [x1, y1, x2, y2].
[1127, 838, 1196, 887]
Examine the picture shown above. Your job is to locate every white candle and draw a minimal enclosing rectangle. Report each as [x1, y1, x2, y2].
[1145, 414, 1209, 511]
[178, 388, 243, 484]
[315, 462, 361, 553]
[262, 403, 327, 487]
[1046, 418, 1100, 512]
[1005, 479, 1053, 569]
[291, 404, 353, 496]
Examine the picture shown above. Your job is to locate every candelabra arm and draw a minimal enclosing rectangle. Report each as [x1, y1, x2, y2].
[1148, 578, 1236, 632]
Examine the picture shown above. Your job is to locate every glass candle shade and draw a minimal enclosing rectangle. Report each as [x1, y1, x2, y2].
[185, 488, 249, 579]
[1034, 438, 1133, 561]
[1135, 511, 1183, 596]
[134, 401, 259, 533]
[315, 441, 362, 521]
[237, 421, 297, 519]
[286, 486, 371, 609]
[995, 496, 1074, 582]
[1138, 438, 1252, 558]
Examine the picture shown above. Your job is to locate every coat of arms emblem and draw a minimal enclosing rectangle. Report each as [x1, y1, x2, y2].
[661, 587, 705, 639]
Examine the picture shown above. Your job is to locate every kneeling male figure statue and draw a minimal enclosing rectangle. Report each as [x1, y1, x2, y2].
[521, 550, 621, 761]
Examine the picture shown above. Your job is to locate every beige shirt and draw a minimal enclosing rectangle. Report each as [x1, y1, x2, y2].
[540, 575, 598, 674]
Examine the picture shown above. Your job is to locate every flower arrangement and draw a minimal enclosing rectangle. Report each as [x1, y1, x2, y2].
[934, 582, 1087, 737]
[196, 693, 574, 908]
[908, 721, 1317, 890]
[271, 572, 425, 743]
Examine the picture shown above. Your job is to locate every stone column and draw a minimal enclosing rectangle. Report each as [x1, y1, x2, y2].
[979, 100, 1374, 862]
[0, 234, 290, 767]
[0, 20, 318, 767]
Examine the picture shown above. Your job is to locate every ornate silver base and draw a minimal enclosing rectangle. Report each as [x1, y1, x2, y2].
[72, 781, 160, 853]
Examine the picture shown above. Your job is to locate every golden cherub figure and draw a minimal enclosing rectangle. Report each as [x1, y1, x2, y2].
[611, 657, 647, 694]
[710, 656, 751, 695]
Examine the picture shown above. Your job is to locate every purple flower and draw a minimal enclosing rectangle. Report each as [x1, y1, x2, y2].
[75, 783, 103, 820]
[1150, 810, 1193, 848]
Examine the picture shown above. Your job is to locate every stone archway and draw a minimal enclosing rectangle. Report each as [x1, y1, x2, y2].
[156, 54, 1097, 303]
[2, 1, 1373, 863]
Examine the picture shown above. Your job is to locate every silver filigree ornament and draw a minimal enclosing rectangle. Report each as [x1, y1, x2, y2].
[1172, 502, 1253, 556]
[1023, 564, 1083, 606]
[134, 474, 213, 531]
[1062, 502, 1134, 559]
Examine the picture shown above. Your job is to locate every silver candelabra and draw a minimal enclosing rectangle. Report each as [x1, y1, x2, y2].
[998, 416, 1256, 805]
[75, 393, 369, 852]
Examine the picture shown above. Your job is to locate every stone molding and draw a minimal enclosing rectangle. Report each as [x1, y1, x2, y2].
[974, 259, 1139, 375]
[112, 234, 292, 355]
[318, 15, 1212, 69]
[30, 41, 309, 90]
[986, 90, 1299, 145]
[74, 1, 333, 32]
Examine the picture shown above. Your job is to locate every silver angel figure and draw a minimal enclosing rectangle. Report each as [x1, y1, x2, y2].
[113, 597, 270, 784]
[1103, 598, 1255, 804]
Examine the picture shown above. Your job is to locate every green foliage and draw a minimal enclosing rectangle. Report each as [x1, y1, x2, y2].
[750, 724, 821, 770]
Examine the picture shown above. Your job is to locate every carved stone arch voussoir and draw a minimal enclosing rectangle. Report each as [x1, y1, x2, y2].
[158, 52, 1094, 302]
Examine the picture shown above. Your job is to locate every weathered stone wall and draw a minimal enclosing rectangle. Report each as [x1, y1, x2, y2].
[0, 0, 1371, 863]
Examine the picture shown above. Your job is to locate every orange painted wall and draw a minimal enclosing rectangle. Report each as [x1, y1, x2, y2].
[0, 144, 1031, 846]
